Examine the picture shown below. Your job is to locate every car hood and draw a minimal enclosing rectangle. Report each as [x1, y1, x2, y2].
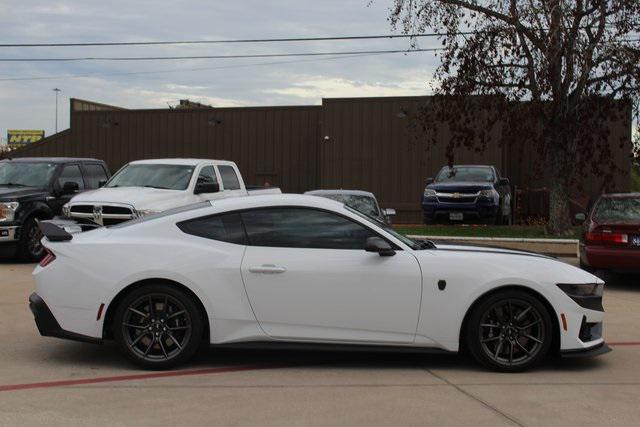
[0, 185, 47, 201]
[427, 181, 494, 193]
[68, 187, 187, 211]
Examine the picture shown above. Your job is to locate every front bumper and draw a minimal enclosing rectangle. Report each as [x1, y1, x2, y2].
[422, 198, 499, 220]
[560, 342, 612, 358]
[0, 225, 19, 242]
[28, 293, 102, 344]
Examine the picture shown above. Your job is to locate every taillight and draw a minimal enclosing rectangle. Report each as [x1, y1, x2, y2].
[40, 249, 56, 267]
[586, 231, 628, 244]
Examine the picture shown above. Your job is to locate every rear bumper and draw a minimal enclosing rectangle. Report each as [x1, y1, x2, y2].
[579, 243, 640, 271]
[28, 293, 101, 344]
[560, 342, 612, 358]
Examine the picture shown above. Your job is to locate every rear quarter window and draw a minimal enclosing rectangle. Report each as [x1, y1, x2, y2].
[177, 212, 246, 245]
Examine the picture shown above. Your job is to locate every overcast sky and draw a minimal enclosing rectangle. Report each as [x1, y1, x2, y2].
[0, 0, 441, 142]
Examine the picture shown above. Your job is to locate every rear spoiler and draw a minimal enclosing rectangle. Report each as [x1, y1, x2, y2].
[39, 221, 73, 242]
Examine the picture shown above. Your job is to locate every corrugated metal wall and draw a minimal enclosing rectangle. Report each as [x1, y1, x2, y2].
[9, 96, 631, 223]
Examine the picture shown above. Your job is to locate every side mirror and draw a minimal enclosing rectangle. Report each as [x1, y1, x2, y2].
[365, 237, 395, 257]
[194, 182, 220, 195]
[98, 179, 107, 188]
[575, 213, 586, 223]
[499, 178, 510, 186]
[61, 181, 79, 195]
[426, 178, 434, 185]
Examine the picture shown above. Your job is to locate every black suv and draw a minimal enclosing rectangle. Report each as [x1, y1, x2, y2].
[0, 157, 110, 260]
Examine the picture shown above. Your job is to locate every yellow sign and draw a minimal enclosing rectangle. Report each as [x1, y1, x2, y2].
[7, 130, 45, 146]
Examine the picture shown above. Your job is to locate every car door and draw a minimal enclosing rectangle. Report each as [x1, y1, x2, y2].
[218, 164, 246, 197]
[240, 207, 422, 344]
[49, 164, 86, 213]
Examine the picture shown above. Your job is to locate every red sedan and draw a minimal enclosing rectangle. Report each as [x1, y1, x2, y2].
[579, 193, 640, 273]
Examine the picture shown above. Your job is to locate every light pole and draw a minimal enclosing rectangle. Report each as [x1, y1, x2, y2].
[53, 88, 61, 133]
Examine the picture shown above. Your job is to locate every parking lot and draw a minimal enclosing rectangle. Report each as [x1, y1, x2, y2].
[0, 259, 639, 426]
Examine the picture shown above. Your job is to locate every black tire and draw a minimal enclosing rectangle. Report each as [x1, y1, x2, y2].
[465, 289, 553, 372]
[113, 284, 204, 370]
[16, 217, 46, 261]
[423, 215, 435, 225]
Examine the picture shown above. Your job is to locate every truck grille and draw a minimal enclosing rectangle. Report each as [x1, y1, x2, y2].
[436, 192, 479, 204]
[69, 204, 136, 226]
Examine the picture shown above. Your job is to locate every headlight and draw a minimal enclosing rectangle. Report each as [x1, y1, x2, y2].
[62, 203, 71, 218]
[0, 202, 19, 222]
[479, 189, 496, 198]
[557, 283, 603, 297]
[424, 189, 437, 197]
[136, 209, 160, 218]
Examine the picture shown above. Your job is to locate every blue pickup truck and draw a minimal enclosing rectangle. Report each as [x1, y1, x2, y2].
[421, 165, 512, 225]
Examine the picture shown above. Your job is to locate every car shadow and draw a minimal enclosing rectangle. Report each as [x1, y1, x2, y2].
[31, 340, 607, 376]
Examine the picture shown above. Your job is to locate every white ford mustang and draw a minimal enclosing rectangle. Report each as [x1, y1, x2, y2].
[29, 194, 609, 371]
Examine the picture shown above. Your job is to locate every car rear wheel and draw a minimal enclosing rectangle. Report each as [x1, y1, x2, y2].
[465, 290, 553, 372]
[113, 284, 204, 369]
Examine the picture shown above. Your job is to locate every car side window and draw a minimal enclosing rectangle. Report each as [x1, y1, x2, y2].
[177, 212, 246, 245]
[241, 207, 377, 250]
[84, 163, 108, 189]
[58, 164, 85, 190]
[218, 165, 240, 190]
[197, 165, 218, 185]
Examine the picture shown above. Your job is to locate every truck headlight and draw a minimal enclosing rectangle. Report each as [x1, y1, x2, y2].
[423, 189, 437, 197]
[62, 203, 71, 218]
[0, 202, 19, 222]
[479, 189, 496, 199]
[557, 283, 603, 297]
[136, 209, 160, 218]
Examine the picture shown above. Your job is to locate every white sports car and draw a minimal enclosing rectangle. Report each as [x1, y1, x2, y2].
[29, 194, 609, 372]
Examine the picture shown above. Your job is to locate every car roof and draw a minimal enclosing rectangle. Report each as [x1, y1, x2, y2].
[128, 158, 236, 166]
[0, 157, 103, 163]
[209, 193, 345, 212]
[305, 189, 375, 198]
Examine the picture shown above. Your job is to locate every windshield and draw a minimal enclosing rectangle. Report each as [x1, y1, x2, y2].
[345, 206, 431, 250]
[0, 162, 57, 187]
[435, 166, 495, 183]
[106, 164, 194, 190]
[319, 194, 380, 217]
[594, 197, 640, 221]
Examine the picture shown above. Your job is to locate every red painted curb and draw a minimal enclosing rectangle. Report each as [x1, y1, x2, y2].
[0, 364, 286, 393]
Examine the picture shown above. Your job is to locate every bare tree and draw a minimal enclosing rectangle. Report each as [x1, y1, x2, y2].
[390, 0, 640, 234]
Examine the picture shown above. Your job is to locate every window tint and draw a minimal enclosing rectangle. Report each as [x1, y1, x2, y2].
[197, 165, 218, 185]
[241, 208, 376, 250]
[177, 212, 246, 245]
[84, 163, 108, 189]
[58, 165, 85, 190]
[219, 165, 241, 190]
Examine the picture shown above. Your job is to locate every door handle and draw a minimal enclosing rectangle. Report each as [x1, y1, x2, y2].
[248, 264, 287, 274]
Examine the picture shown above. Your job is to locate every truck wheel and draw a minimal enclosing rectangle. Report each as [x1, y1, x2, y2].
[17, 217, 46, 261]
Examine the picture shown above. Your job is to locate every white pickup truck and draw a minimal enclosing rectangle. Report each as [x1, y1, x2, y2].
[61, 158, 279, 227]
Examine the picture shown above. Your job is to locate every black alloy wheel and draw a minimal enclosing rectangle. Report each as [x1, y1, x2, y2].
[113, 284, 204, 369]
[17, 217, 45, 261]
[466, 290, 553, 372]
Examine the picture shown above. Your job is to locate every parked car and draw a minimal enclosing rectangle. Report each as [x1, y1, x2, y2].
[304, 189, 396, 224]
[60, 158, 279, 228]
[422, 165, 511, 225]
[578, 193, 640, 274]
[0, 157, 110, 260]
[32, 194, 608, 372]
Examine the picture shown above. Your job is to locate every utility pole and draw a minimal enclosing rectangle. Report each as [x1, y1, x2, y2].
[53, 88, 61, 133]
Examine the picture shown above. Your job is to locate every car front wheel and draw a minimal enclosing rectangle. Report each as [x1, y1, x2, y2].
[465, 290, 553, 372]
[113, 284, 204, 369]
[17, 217, 45, 261]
